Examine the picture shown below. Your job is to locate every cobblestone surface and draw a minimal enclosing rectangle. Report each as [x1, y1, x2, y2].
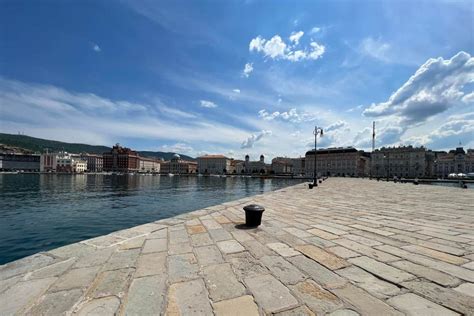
[1, 178, 473, 315]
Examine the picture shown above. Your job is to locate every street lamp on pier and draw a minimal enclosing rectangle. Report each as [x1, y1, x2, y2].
[312, 126, 324, 186]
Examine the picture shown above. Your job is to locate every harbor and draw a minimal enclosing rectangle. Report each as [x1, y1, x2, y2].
[1, 178, 473, 315]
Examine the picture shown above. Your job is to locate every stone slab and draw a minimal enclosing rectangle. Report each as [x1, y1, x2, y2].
[295, 244, 350, 270]
[166, 279, 213, 315]
[203, 263, 246, 301]
[387, 293, 460, 316]
[123, 275, 166, 315]
[213, 295, 259, 316]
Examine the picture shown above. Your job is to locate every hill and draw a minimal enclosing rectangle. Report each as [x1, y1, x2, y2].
[0, 133, 195, 161]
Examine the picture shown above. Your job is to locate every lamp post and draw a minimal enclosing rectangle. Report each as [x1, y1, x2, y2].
[313, 126, 324, 186]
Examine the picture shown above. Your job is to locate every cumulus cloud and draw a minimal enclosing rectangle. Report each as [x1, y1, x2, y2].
[200, 100, 218, 108]
[249, 33, 325, 62]
[241, 130, 272, 149]
[325, 120, 348, 132]
[353, 125, 405, 148]
[242, 62, 254, 78]
[289, 31, 304, 45]
[363, 51, 474, 126]
[92, 44, 101, 52]
[258, 108, 316, 123]
[232, 89, 241, 93]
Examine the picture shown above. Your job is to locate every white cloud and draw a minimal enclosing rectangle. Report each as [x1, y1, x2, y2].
[92, 44, 101, 52]
[159, 143, 193, 153]
[241, 130, 272, 149]
[310, 27, 321, 34]
[359, 37, 390, 62]
[249, 33, 325, 62]
[200, 100, 218, 108]
[325, 120, 348, 132]
[232, 89, 241, 93]
[289, 31, 304, 45]
[242, 63, 253, 78]
[363, 51, 474, 126]
[258, 108, 316, 123]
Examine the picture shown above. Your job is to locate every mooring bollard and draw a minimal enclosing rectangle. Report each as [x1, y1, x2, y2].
[308, 183, 314, 189]
[243, 204, 265, 227]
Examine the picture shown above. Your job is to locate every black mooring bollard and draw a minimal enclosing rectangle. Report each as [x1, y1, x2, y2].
[243, 204, 265, 227]
[308, 183, 314, 189]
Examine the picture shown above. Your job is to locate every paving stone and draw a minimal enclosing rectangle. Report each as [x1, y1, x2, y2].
[104, 248, 140, 270]
[168, 253, 199, 283]
[327, 246, 360, 259]
[194, 245, 224, 266]
[402, 245, 469, 265]
[304, 236, 337, 248]
[284, 227, 313, 238]
[266, 242, 300, 257]
[273, 305, 315, 316]
[288, 255, 347, 289]
[134, 253, 166, 278]
[73, 248, 114, 268]
[231, 230, 254, 242]
[48, 243, 95, 260]
[337, 266, 400, 299]
[123, 275, 166, 315]
[344, 234, 383, 246]
[331, 284, 403, 316]
[260, 255, 306, 285]
[168, 242, 193, 255]
[50, 266, 100, 292]
[217, 240, 245, 254]
[454, 282, 474, 297]
[416, 240, 466, 256]
[0, 277, 57, 315]
[328, 309, 360, 316]
[191, 232, 214, 246]
[142, 238, 167, 253]
[387, 293, 460, 316]
[84, 234, 126, 248]
[212, 295, 260, 316]
[215, 215, 233, 224]
[26, 288, 83, 315]
[119, 236, 146, 250]
[209, 228, 233, 241]
[0, 253, 57, 280]
[390, 260, 461, 287]
[350, 224, 394, 236]
[289, 279, 344, 314]
[307, 228, 340, 240]
[462, 261, 474, 269]
[401, 279, 474, 315]
[241, 239, 275, 258]
[187, 224, 207, 235]
[148, 228, 168, 239]
[75, 296, 120, 315]
[201, 218, 223, 230]
[376, 245, 474, 282]
[295, 244, 350, 270]
[333, 239, 400, 262]
[227, 252, 269, 280]
[311, 224, 348, 235]
[348, 256, 415, 284]
[88, 268, 133, 298]
[203, 263, 246, 301]
[28, 258, 75, 280]
[169, 229, 189, 245]
[245, 274, 298, 313]
[0, 274, 22, 294]
[166, 279, 213, 315]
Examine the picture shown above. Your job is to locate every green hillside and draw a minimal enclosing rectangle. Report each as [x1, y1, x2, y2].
[0, 133, 195, 161]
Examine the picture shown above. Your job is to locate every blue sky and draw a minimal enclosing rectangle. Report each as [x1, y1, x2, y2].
[1, 0, 473, 159]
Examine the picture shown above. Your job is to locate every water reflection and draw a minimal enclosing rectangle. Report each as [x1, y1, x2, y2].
[0, 174, 302, 264]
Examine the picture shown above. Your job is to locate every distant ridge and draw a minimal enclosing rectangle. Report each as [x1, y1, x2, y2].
[0, 133, 195, 161]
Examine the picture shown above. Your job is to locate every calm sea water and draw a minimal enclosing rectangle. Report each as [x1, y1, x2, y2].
[0, 174, 303, 264]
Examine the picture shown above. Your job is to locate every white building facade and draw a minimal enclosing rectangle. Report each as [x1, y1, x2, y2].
[197, 155, 232, 174]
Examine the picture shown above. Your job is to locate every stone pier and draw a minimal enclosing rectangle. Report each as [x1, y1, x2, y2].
[1, 178, 474, 315]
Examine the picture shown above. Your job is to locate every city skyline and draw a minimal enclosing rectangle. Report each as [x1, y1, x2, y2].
[1, 1, 473, 161]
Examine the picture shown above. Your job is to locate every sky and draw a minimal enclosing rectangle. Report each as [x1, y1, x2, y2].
[0, 0, 473, 160]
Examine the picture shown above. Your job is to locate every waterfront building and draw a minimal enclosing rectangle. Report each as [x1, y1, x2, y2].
[197, 155, 232, 174]
[139, 157, 161, 173]
[240, 154, 269, 174]
[80, 154, 103, 172]
[271, 157, 293, 175]
[371, 146, 434, 178]
[434, 147, 474, 177]
[305, 147, 369, 178]
[0, 153, 40, 172]
[40, 152, 58, 172]
[56, 152, 87, 173]
[160, 154, 197, 174]
[103, 144, 140, 172]
[291, 157, 305, 176]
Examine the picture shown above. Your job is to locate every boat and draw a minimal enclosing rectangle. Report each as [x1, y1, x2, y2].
[168, 173, 174, 177]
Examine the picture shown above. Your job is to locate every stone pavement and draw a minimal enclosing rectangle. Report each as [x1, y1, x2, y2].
[1, 178, 474, 315]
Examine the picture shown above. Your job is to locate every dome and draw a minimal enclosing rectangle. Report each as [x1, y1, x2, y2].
[172, 153, 181, 159]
